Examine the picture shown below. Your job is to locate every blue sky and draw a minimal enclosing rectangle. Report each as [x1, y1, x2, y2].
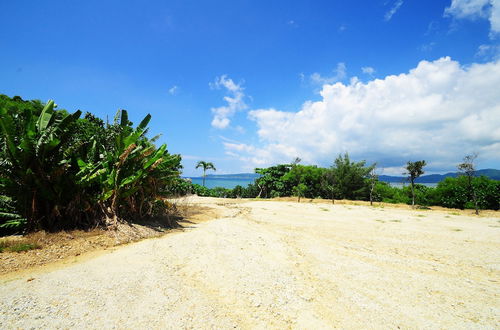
[1, 0, 499, 176]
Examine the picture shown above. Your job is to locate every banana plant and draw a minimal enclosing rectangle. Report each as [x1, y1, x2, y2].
[77, 110, 180, 226]
[0, 100, 82, 231]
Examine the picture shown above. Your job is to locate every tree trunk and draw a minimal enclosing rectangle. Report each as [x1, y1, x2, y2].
[469, 176, 479, 215]
[410, 179, 415, 209]
[202, 169, 206, 187]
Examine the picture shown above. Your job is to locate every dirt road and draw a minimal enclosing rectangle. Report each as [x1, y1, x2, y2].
[1, 197, 499, 329]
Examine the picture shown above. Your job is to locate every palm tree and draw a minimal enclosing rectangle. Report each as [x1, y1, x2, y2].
[196, 161, 216, 187]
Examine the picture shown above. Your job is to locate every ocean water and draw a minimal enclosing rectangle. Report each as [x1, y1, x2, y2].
[388, 182, 438, 188]
[185, 177, 438, 190]
[186, 177, 255, 189]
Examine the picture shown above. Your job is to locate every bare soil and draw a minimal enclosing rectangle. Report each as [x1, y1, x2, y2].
[0, 202, 216, 276]
[1, 196, 499, 329]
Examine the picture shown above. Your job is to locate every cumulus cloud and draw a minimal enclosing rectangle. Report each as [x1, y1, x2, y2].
[310, 63, 347, 85]
[445, 0, 500, 36]
[224, 57, 500, 172]
[210, 75, 247, 129]
[385, 0, 404, 21]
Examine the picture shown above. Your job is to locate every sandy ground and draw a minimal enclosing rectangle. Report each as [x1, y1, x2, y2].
[1, 197, 499, 329]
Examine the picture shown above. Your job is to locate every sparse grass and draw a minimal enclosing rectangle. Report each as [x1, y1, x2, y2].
[451, 228, 463, 232]
[320, 207, 329, 212]
[449, 212, 461, 216]
[375, 219, 386, 223]
[445, 215, 451, 218]
[416, 214, 426, 218]
[0, 239, 41, 253]
[389, 219, 401, 223]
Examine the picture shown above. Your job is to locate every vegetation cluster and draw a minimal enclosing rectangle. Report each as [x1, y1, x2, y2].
[175, 156, 500, 211]
[0, 95, 182, 235]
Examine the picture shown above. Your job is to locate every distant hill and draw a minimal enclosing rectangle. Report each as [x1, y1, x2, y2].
[191, 169, 500, 183]
[379, 169, 500, 183]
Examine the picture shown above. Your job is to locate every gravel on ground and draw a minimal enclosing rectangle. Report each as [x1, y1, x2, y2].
[1, 196, 499, 329]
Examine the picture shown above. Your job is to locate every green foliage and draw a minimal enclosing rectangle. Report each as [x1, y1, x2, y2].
[0, 240, 41, 253]
[405, 160, 426, 207]
[330, 153, 374, 200]
[195, 161, 216, 186]
[433, 176, 500, 210]
[191, 184, 212, 197]
[164, 178, 194, 196]
[0, 195, 26, 234]
[166, 163, 499, 212]
[405, 160, 426, 183]
[282, 165, 326, 198]
[0, 95, 182, 232]
[0, 97, 84, 231]
[292, 183, 307, 202]
[255, 164, 291, 198]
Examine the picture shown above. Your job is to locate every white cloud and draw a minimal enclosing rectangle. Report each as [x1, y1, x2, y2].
[224, 57, 500, 172]
[310, 63, 347, 85]
[444, 0, 500, 36]
[385, 0, 404, 21]
[361, 66, 375, 75]
[476, 43, 500, 58]
[419, 42, 437, 52]
[168, 85, 178, 95]
[210, 75, 247, 129]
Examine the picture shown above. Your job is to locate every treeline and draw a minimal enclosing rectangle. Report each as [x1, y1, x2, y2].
[0, 95, 181, 234]
[172, 154, 500, 211]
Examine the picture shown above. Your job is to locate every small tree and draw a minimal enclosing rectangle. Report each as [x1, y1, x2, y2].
[405, 160, 426, 208]
[369, 165, 378, 206]
[195, 161, 216, 187]
[292, 183, 307, 203]
[458, 153, 479, 215]
[321, 169, 336, 204]
[330, 153, 374, 200]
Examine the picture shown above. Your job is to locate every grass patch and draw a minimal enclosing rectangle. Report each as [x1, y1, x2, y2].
[389, 219, 402, 223]
[449, 212, 461, 216]
[416, 214, 426, 218]
[451, 228, 463, 232]
[0, 240, 41, 253]
[375, 219, 386, 223]
[320, 207, 329, 212]
[445, 215, 451, 218]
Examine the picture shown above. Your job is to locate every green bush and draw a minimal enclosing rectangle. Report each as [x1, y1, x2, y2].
[0, 95, 182, 232]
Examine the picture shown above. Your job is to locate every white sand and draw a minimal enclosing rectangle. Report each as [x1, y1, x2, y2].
[1, 197, 499, 329]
